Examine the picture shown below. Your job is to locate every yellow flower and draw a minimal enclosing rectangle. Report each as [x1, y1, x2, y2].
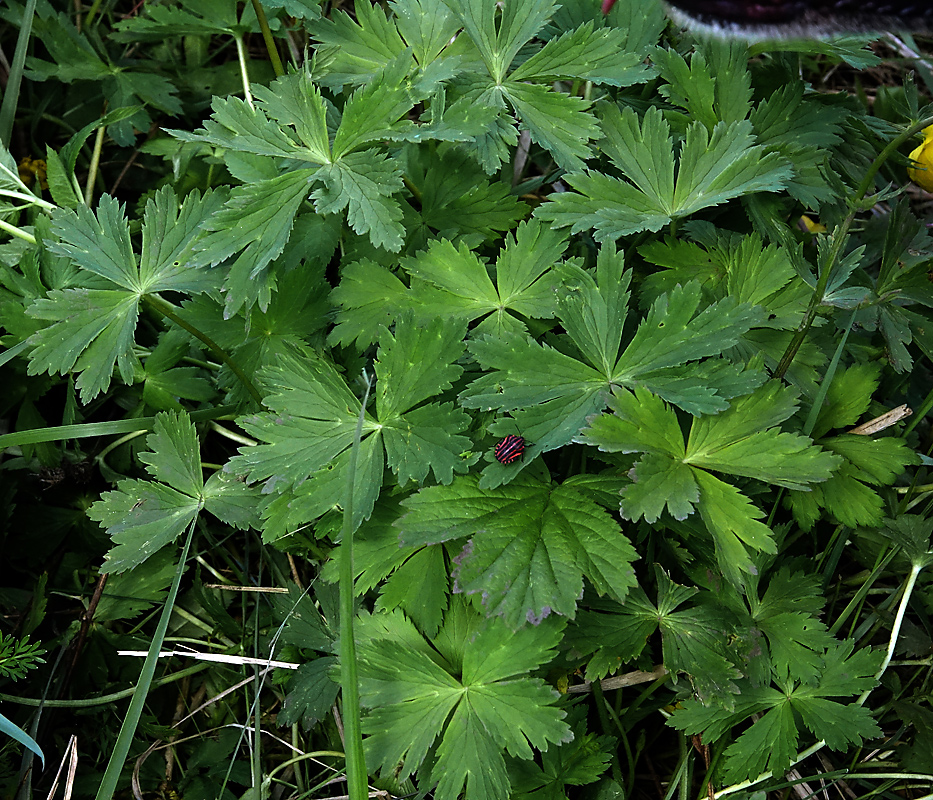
[17, 156, 48, 190]
[799, 215, 826, 234]
[908, 125, 933, 193]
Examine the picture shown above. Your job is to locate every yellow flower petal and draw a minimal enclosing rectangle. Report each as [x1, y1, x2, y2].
[908, 125, 933, 193]
[799, 214, 826, 234]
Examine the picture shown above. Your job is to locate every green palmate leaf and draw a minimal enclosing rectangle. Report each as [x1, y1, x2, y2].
[877, 516, 933, 568]
[171, 62, 422, 265]
[114, 0, 251, 39]
[461, 246, 766, 487]
[403, 148, 527, 252]
[654, 48, 721, 131]
[429, 0, 651, 173]
[747, 569, 835, 684]
[397, 473, 638, 629]
[671, 642, 882, 782]
[501, 81, 598, 173]
[175, 250, 333, 407]
[310, 0, 411, 89]
[330, 218, 566, 349]
[88, 412, 259, 572]
[638, 227, 807, 334]
[27, 13, 181, 145]
[508, 707, 612, 797]
[331, 57, 420, 157]
[312, 151, 406, 250]
[579, 383, 839, 580]
[169, 94, 307, 159]
[392, 0, 461, 66]
[95, 549, 177, 622]
[685, 383, 837, 488]
[638, 224, 822, 386]
[568, 570, 740, 700]
[750, 82, 848, 208]
[784, 363, 919, 530]
[789, 435, 919, 530]
[192, 171, 315, 315]
[278, 658, 339, 728]
[892, 701, 933, 773]
[231, 315, 473, 539]
[653, 40, 752, 131]
[448, 0, 557, 83]
[273, 584, 335, 652]
[232, 353, 372, 494]
[536, 104, 792, 240]
[377, 545, 450, 637]
[509, 22, 649, 86]
[327, 259, 414, 349]
[26, 188, 223, 402]
[359, 600, 571, 800]
[319, 497, 451, 638]
[415, 93, 501, 145]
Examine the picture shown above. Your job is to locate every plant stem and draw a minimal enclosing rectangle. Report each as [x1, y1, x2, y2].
[249, 0, 285, 78]
[234, 35, 255, 109]
[0, 189, 57, 212]
[714, 560, 926, 799]
[142, 294, 264, 406]
[774, 113, 933, 379]
[861, 561, 923, 698]
[0, 218, 37, 244]
[339, 373, 372, 800]
[83, 125, 106, 207]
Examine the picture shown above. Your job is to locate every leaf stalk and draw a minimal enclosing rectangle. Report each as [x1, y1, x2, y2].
[142, 294, 265, 406]
[339, 372, 373, 800]
[774, 113, 933, 379]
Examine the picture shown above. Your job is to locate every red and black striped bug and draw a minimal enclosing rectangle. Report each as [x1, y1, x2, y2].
[494, 435, 526, 465]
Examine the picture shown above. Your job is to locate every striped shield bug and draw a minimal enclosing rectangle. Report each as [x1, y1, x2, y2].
[494, 434, 526, 465]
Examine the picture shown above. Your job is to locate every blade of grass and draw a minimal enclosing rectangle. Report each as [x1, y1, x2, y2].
[0, 0, 37, 147]
[0, 406, 238, 450]
[94, 523, 197, 800]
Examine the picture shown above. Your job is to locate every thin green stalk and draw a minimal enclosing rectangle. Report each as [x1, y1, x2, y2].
[714, 560, 926, 799]
[0, 0, 37, 147]
[664, 738, 691, 800]
[861, 561, 923, 698]
[143, 294, 264, 405]
[0, 405, 238, 450]
[234, 35, 255, 109]
[802, 309, 856, 436]
[0, 339, 32, 370]
[82, 0, 105, 29]
[903, 383, 933, 437]
[827, 547, 897, 636]
[249, 0, 285, 77]
[592, 681, 626, 786]
[339, 374, 372, 800]
[0, 190, 57, 212]
[0, 663, 211, 708]
[0, 219, 36, 244]
[775, 114, 933, 379]
[83, 125, 106, 207]
[95, 524, 197, 800]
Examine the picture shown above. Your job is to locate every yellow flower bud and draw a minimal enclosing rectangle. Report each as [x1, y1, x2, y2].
[908, 125, 933, 193]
